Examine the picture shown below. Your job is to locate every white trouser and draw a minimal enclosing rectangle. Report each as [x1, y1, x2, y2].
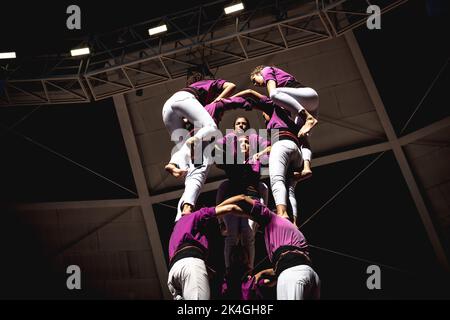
[269, 86, 319, 118]
[277, 265, 320, 300]
[269, 140, 303, 218]
[175, 162, 211, 222]
[271, 87, 318, 164]
[216, 180, 269, 269]
[167, 257, 210, 300]
[162, 91, 218, 170]
[301, 141, 312, 162]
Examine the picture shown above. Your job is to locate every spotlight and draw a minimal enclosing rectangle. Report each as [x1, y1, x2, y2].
[148, 24, 167, 36]
[71, 47, 90, 57]
[0, 52, 16, 60]
[224, 2, 244, 15]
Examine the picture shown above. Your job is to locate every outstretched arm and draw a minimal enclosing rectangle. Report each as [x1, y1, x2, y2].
[216, 194, 256, 215]
[266, 80, 277, 97]
[232, 89, 264, 100]
[253, 145, 271, 162]
[215, 203, 245, 217]
[213, 82, 236, 102]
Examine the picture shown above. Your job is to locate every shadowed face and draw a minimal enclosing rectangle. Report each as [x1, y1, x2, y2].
[250, 73, 264, 86]
[234, 117, 249, 133]
[239, 136, 250, 154]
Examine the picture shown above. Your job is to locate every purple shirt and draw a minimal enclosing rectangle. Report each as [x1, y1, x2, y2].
[168, 207, 216, 261]
[260, 66, 296, 87]
[184, 79, 227, 105]
[250, 96, 300, 132]
[221, 276, 265, 300]
[217, 131, 270, 159]
[204, 96, 249, 124]
[249, 201, 309, 262]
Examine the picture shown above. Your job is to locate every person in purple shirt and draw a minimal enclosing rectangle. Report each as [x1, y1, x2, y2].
[250, 65, 319, 180]
[162, 71, 236, 178]
[173, 98, 255, 221]
[167, 202, 243, 300]
[217, 194, 320, 300]
[232, 89, 305, 225]
[215, 122, 271, 274]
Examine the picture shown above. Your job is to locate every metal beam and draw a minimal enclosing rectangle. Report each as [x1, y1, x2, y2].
[13, 199, 140, 211]
[345, 31, 449, 271]
[313, 142, 391, 167]
[113, 94, 171, 299]
[150, 141, 392, 204]
[1, 1, 408, 107]
[399, 117, 450, 146]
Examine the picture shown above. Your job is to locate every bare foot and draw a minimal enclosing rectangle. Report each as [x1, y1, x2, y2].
[165, 163, 187, 178]
[298, 117, 318, 137]
[293, 170, 312, 182]
[180, 203, 194, 217]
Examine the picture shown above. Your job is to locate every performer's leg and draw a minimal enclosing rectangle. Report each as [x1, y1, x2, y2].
[288, 181, 298, 225]
[162, 93, 190, 176]
[240, 218, 255, 269]
[270, 87, 319, 136]
[216, 180, 231, 235]
[223, 214, 240, 271]
[269, 141, 296, 219]
[289, 145, 302, 224]
[171, 95, 218, 142]
[168, 257, 210, 300]
[300, 136, 312, 180]
[277, 265, 320, 300]
[271, 87, 319, 114]
[175, 163, 211, 221]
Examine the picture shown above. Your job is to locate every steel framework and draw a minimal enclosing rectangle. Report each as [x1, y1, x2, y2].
[0, 0, 407, 107]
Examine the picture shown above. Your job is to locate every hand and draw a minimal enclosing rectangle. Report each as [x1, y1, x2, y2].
[297, 127, 311, 138]
[254, 269, 270, 283]
[252, 152, 261, 162]
[215, 204, 244, 216]
[212, 97, 224, 103]
[186, 136, 200, 146]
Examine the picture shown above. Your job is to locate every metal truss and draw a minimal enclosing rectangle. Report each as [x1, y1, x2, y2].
[0, 0, 407, 107]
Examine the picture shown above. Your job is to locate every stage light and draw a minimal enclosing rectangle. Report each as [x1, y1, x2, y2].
[0, 52, 16, 59]
[71, 47, 90, 57]
[224, 2, 244, 14]
[148, 24, 167, 36]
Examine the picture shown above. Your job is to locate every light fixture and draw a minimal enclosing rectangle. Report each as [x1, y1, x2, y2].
[224, 2, 244, 15]
[0, 52, 16, 59]
[71, 47, 90, 57]
[148, 24, 167, 36]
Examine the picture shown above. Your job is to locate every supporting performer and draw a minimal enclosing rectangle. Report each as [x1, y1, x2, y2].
[232, 90, 303, 223]
[217, 195, 320, 300]
[167, 202, 242, 300]
[250, 65, 319, 180]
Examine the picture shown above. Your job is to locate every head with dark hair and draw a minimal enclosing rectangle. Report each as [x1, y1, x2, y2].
[186, 70, 204, 86]
[234, 116, 251, 134]
[250, 65, 266, 87]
